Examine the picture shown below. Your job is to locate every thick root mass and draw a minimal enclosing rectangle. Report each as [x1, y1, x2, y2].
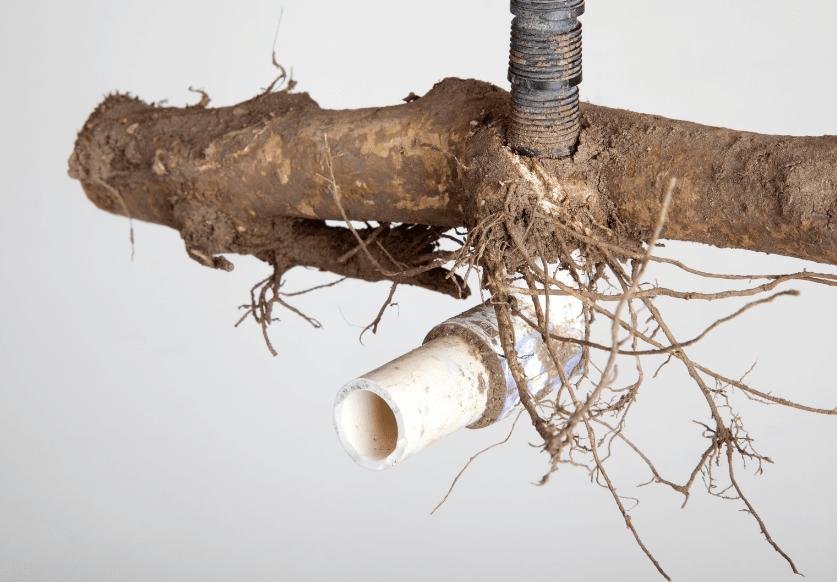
[69, 76, 837, 580]
[466, 168, 835, 579]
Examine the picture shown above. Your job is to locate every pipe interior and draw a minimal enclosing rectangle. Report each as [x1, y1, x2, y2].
[341, 389, 398, 461]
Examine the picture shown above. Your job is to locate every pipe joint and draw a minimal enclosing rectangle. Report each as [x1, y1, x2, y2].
[334, 293, 584, 470]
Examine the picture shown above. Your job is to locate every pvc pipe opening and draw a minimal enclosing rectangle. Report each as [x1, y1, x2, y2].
[334, 298, 583, 470]
[340, 389, 398, 461]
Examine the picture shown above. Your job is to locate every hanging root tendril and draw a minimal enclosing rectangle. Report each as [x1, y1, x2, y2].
[235, 136, 830, 578]
[437, 145, 837, 578]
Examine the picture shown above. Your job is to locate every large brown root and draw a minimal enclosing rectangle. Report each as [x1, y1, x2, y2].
[69, 77, 837, 274]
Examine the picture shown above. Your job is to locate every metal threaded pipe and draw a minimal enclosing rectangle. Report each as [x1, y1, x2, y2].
[507, 0, 584, 158]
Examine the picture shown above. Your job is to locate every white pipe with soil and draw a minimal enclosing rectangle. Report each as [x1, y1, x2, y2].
[334, 294, 584, 470]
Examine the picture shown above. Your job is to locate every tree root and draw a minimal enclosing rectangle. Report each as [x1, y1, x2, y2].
[446, 144, 837, 578]
[70, 76, 837, 579]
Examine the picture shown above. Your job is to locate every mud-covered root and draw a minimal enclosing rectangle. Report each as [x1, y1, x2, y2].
[457, 164, 837, 579]
[463, 136, 643, 286]
[235, 269, 344, 356]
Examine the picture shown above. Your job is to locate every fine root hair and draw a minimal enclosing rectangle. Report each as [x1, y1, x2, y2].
[432, 147, 837, 579]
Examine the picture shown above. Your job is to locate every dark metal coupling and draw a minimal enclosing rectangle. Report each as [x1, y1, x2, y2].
[507, 0, 584, 158]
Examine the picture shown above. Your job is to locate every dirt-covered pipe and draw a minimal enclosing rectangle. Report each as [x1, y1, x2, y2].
[333, 296, 584, 470]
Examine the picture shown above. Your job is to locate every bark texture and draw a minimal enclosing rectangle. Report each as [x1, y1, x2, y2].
[583, 105, 837, 265]
[69, 77, 837, 272]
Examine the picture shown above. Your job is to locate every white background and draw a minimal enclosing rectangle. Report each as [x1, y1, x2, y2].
[1, 1, 836, 580]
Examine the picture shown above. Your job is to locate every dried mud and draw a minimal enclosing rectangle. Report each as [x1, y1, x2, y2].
[69, 77, 837, 293]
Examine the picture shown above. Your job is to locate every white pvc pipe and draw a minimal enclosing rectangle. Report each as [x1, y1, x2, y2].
[333, 334, 490, 470]
[334, 294, 584, 470]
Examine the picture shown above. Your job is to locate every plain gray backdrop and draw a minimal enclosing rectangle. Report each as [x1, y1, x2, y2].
[1, 1, 836, 580]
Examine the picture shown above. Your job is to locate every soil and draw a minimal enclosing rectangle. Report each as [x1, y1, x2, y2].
[68, 76, 837, 294]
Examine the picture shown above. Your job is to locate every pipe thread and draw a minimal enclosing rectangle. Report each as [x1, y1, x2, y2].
[507, 0, 584, 158]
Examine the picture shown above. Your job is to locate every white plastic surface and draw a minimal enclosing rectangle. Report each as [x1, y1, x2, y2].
[333, 334, 490, 470]
[334, 293, 585, 470]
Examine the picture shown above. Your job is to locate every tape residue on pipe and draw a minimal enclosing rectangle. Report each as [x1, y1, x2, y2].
[334, 287, 584, 470]
[425, 292, 584, 427]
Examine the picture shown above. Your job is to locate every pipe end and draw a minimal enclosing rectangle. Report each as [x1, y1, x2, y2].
[333, 379, 406, 471]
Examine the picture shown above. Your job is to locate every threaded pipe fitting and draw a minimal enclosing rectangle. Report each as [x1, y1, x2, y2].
[507, 0, 584, 158]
